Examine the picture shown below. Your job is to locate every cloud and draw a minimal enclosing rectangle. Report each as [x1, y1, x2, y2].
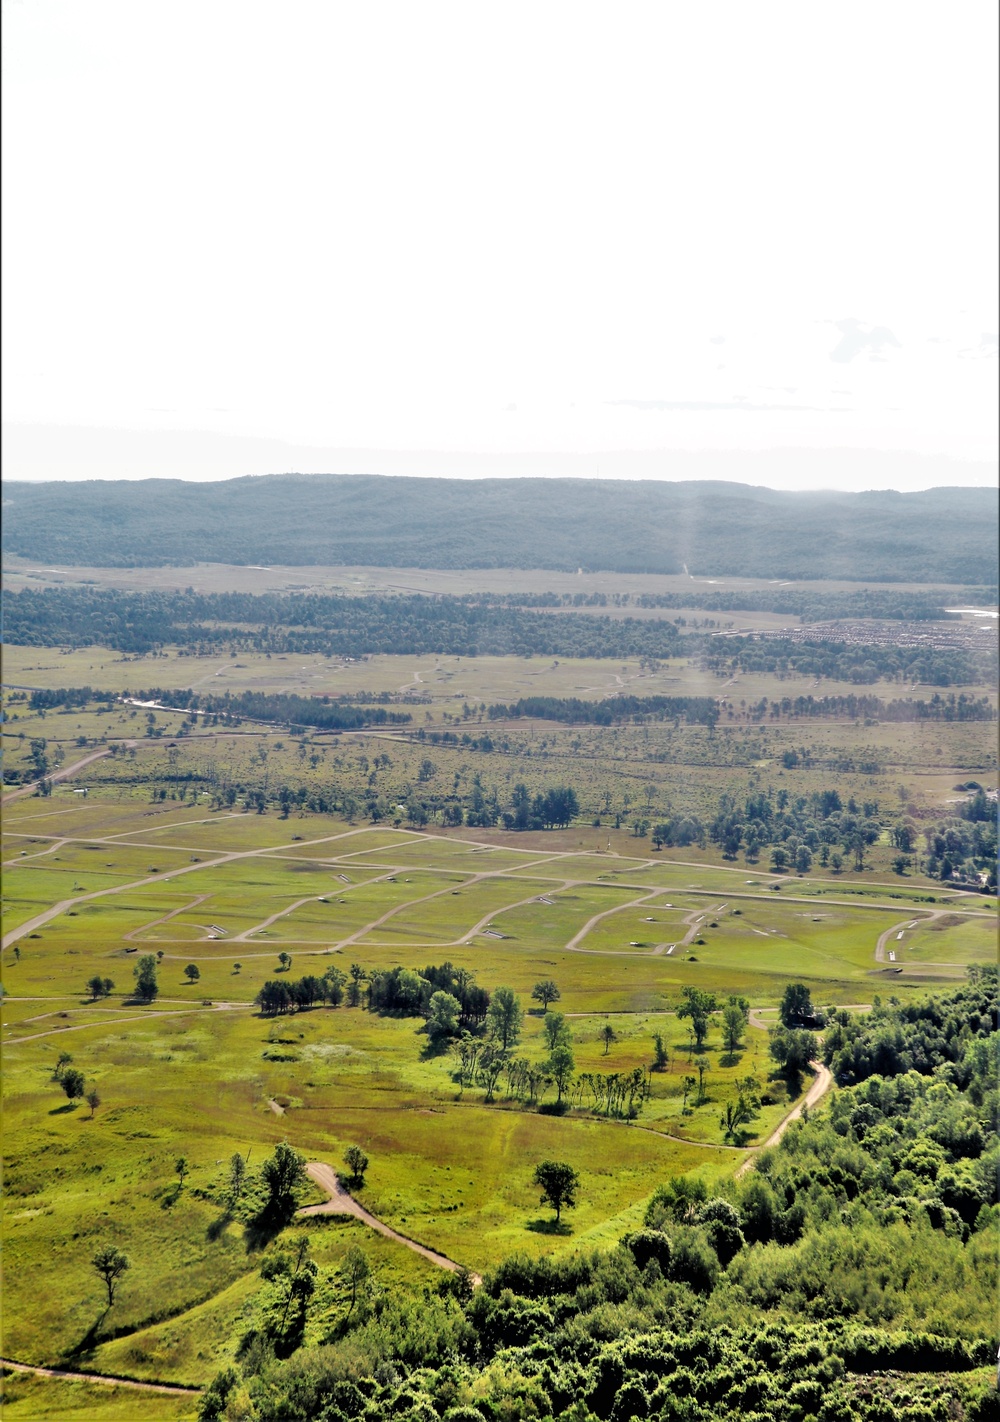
[709, 335, 726, 345]
[609, 399, 849, 413]
[957, 332, 998, 359]
[829, 318, 901, 363]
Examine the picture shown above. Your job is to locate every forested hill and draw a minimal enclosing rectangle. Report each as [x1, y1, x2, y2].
[3, 475, 997, 581]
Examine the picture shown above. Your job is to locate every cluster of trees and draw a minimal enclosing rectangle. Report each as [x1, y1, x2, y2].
[488, 695, 720, 727]
[51, 1051, 100, 1117]
[256, 966, 349, 1015]
[196, 971, 998, 1421]
[823, 969, 998, 1089]
[27, 685, 117, 710]
[141, 687, 412, 733]
[701, 634, 995, 689]
[694, 786, 885, 873]
[738, 690, 997, 722]
[923, 794, 998, 887]
[631, 584, 994, 623]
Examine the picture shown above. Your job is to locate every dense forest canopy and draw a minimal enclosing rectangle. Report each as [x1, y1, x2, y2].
[3, 475, 998, 581]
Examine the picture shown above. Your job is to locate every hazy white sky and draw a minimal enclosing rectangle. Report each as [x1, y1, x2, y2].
[2, 1, 998, 486]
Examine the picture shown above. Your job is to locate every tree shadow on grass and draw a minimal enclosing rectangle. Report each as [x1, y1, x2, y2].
[525, 1218, 573, 1236]
[48, 1102, 80, 1115]
[537, 1101, 569, 1116]
[243, 1206, 295, 1254]
[63, 1309, 110, 1362]
[418, 1035, 453, 1062]
[718, 1051, 744, 1069]
[207, 1207, 233, 1241]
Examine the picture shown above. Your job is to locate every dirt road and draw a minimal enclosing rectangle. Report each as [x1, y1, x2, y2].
[0, 1357, 200, 1395]
[1, 747, 113, 805]
[299, 1161, 481, 1285]
[735, 1059, 833, 1178]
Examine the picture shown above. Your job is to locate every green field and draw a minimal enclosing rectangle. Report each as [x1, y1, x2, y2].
[2, 627, 997, 1417]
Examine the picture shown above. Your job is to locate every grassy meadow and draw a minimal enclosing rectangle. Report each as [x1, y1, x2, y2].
[1, 621, 996, 1417]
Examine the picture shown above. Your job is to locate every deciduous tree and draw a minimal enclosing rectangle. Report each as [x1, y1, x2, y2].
[343, 1145, 369, 1186]
[486, 986, 523, 1051]
[531, 980, 560, 1012]
[92, 1245, 130, 1307]
[533, 1160, 579, 1224]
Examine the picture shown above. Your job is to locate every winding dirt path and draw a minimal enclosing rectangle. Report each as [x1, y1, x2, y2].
[0, 1357, 200, 1395]
[299, 1162, 481, 1284]
[735, 1059, 833, 1178]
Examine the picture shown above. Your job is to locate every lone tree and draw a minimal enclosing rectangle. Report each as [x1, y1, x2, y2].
[343, 1145, 369, 1186]
[677, 987, 717, 1050]
[92, 1245, 130, 1307]
[486, 985, 524, 1051]
[229, 1151, 248, 1203]
[133, 954, 159, 1002]
[261, 1140, 307, 1220]
[61, 1067, 86, 1103]
[652, 1033, 669, 1071]
[183, 964, 201, 984]
[722, 998, 748, 1054]
[86, 975, 115, 1000]
[694, 1053, 710, 1102]
[780, 983, 815, 1027]
[341, 1243, 370, 1319]
[85, 1088, 101, 1118]
[531, 980, 561, 1013]
[277, 952, 292, 973]
[533, 1160, 580, 1225]
[175, 1156, 190, 1189]
[601, 1023, 617, 1056]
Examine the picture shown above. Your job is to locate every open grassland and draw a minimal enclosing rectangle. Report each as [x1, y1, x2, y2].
[2, 644, 996, 1414]
[6, 641, 997, 716]
[8, 554, 978, 599]
[0, 1372, 197, 1422]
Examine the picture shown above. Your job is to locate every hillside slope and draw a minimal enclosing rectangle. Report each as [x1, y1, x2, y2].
[2, 475, 996, 581]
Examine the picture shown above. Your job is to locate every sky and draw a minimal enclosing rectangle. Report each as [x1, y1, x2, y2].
[2, 0, 998, 489]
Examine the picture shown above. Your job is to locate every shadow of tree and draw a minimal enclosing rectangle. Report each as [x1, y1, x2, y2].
[418, 1035, 453, 1062]
[63, 1309, 110, 1362]
[525, 1217, 572, 1236]
[207, 1207, 233, 1241]
[243, 1205, 296, 1253]
[718, 1051, 744, 1068]
[48, 1102, 80, 1116]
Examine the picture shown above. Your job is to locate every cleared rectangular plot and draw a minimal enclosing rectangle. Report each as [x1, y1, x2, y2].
[680, 903, 901, 982]
[480, 885, 643, 952]
[896, 915, 996, 965]
[364, 837, 552, 872]
[252, 869, 467, 941]
[533, 853, 654, 881]
[357, 876, 553, 945]
[577, 905, 694, 952]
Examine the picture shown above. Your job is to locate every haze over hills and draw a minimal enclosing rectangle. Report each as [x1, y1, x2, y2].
[2, 475, 997, 583]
